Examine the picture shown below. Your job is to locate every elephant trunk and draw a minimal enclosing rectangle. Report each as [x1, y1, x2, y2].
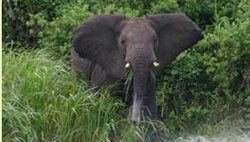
[128, 44, 156, 122]
[131, 69, 148, 122]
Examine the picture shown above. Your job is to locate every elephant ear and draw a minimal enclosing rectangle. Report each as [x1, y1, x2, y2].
[147, 13, 203, 70]
[72, 14, 126, 78]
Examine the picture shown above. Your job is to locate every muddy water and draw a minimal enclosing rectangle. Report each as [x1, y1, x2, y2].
[175, 131, 250, 142]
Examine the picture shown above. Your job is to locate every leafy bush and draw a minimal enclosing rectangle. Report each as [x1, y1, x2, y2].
[2, 0, 71, 47]
[156, 0, 250, 131]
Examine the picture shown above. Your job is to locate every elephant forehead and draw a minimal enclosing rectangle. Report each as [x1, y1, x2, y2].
[126, 19, 153, 30]
[123, 19, 157, 38]
[127, 18, 146, 24]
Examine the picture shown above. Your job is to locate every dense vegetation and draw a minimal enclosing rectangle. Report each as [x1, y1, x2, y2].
[3, 0, 250, 141]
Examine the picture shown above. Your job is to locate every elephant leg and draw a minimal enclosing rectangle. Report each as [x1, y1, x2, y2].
[91, 64, 109, 86]
[91, 63, 122, 87]
[70, 48, 92, 79]
[144, 72, 157, 120]
[71, 48, 112, 86]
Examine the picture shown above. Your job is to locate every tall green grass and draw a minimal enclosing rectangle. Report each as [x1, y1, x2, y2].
[3, 49, 172, 142]
[2, 50, 134, 141]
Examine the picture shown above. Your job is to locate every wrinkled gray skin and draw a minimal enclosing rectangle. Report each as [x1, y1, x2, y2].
[71, 13, 203, 122]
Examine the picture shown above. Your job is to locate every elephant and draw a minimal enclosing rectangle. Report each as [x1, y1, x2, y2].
[70, 13, 203, 122]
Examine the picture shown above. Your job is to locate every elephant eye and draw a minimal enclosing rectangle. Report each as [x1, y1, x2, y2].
[121, 39, 125, 44]
[118, 38, 126, 55]
[120, 39, 127, 48]
[120, 34, 127, 46]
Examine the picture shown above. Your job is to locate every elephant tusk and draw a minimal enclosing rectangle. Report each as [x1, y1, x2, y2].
[153, 61, 160, 67]
[125, 63, 130, 68]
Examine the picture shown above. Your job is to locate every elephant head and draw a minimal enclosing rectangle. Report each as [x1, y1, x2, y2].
[72, 14, 203, 122]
